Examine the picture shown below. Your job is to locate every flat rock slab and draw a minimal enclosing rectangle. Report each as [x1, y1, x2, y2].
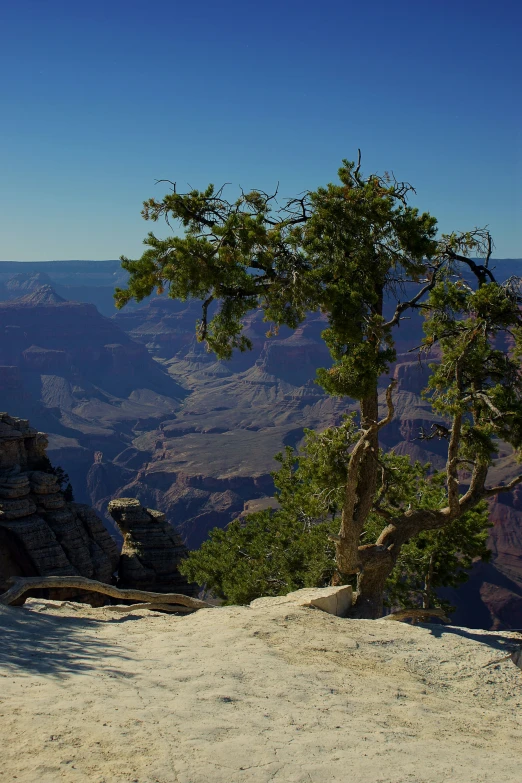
[1, 599, 522, 783]
[250, 584, 353, 616]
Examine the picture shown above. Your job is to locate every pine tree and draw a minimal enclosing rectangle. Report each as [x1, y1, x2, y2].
[117, 155, 522, 618]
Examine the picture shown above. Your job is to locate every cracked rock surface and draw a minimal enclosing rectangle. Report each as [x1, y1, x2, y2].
[1, 598, 521, 783]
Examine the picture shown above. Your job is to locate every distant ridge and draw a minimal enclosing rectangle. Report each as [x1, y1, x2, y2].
[13, 285, 67, 306]
[1, 258, 520, 265]
[0, 260, 122, 279]
[0, 260, 119, 267]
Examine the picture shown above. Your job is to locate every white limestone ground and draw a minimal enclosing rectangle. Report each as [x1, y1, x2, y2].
[1, 598, 521, 783]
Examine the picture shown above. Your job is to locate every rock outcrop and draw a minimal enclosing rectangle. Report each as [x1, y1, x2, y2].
[0, 413, 119, 597]
[108, 497, 196, 596]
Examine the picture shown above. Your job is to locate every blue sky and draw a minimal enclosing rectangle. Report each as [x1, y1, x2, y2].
[0, 0, 520, 260]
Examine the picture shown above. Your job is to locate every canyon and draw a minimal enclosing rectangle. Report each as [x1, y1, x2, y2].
[0, 259, 521, 628]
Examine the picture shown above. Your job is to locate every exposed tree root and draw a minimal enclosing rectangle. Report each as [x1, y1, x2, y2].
[0, 576, 211, 612]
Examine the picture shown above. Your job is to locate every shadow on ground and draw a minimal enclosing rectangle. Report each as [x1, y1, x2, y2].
[428, 623, 522, 653]
[0, 605, 138, 678]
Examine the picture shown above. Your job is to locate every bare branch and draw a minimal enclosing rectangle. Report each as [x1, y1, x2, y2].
[485, 475, 522, 496]
[377, 380, 398, 430]
[354, 148, 362, 178]
[197, 294, 214, 342]
[485, 232, 493, 268]
[444, 243, 496, 285]
[154, 179, 176, 195]
[384, 265, 442, 329]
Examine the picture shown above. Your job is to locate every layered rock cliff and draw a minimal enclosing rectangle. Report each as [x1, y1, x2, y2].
[0, 413, 119, 598]
[0, 413, 195, 601]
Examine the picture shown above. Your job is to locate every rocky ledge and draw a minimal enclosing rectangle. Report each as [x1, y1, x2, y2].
[0, 414, 194, 601]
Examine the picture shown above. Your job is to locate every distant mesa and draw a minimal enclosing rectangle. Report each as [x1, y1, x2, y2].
[0, 260, 128, 316]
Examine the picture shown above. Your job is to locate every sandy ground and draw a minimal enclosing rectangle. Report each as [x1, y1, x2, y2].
[1, 598, 522, 783]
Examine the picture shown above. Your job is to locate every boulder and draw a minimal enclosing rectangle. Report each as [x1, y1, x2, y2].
[250, 585, 353, 617]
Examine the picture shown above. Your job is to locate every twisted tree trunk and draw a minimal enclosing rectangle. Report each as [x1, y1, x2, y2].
[335, 382, 396, 590]
[351, 459, 498, 618]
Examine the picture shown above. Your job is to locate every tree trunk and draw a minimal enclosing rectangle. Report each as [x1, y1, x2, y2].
[422, 553, 435, 610]
[335, 390, 381, 578]
[335, 284, 385, 582]
[357, 390, 380, 521]
[352, 506, 453, 618]
[352, 553, 393, 619]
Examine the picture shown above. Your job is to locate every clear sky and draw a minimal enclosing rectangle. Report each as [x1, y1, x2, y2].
[0, 0, 520, 260]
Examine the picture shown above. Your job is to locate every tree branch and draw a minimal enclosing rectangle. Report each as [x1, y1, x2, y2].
[377, 380, 398, 429]
[485, 475, 522, 496]
[197, 294, 214, 341]
[384, 270, 441, 329]
[445, 248, 496, 285]
[461, 391, 510, 421]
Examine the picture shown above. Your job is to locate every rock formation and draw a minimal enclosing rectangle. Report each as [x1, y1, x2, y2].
[108, 497, 196, 596]
[0, 412, 196, 603]
[0, 413, 119, 598]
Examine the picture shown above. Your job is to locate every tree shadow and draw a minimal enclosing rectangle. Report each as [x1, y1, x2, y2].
[0, 605, 139, 678]
[427, 623, 521, 653]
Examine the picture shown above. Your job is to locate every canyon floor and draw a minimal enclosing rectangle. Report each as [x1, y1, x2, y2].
[1, 599, 521, 783]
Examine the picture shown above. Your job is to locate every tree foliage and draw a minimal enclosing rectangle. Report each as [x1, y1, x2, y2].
[180, 428, 491, 610]
[119, 155, 522, 618]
